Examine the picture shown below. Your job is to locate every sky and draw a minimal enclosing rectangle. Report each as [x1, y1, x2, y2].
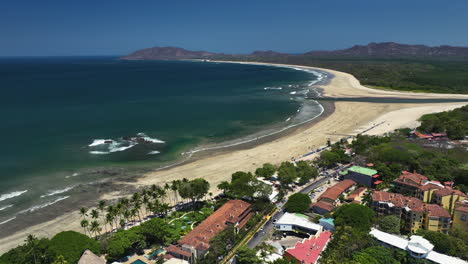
[1, 0, 467, 56]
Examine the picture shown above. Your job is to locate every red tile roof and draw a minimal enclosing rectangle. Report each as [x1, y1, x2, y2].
[414, 131, 433, 139]
[346, 187, 367, 201]
[372, 191, 424, 212]
[455, 201, 468, 213]
[418, 184, 443, 191]
[434, 187, 467, 198]
[284, 231, 332, 264]
[311, 201, 335, 212]
[424, 204, 451, 218]
[318, 180, 356, 202]
[393, 172, 427, 188]
[177, 200, 252, 251]
[166, 245, 191, 258]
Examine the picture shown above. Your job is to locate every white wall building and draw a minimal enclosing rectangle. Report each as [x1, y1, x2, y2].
[274, 212, 323, 234]
[370, 228, 467, 264]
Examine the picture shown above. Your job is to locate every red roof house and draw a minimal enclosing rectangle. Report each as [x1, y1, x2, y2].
[283, 231, 332, 264]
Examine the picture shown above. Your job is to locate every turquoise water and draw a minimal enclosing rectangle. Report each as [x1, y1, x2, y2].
[0, 58, 322, 227]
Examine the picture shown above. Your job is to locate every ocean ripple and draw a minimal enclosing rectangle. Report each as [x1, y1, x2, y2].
[0, 190, 28, 202]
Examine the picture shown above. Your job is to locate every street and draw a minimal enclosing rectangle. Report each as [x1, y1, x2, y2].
[247, 176, 329, 248]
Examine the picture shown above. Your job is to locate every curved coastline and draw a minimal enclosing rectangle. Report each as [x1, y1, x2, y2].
[0, 62, 467, 254]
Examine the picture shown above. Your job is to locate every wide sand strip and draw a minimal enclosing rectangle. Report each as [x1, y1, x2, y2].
[0, 64, 466, 254]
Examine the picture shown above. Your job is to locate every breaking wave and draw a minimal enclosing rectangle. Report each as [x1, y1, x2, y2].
[20, 196, 69, 213]
[0, 190, 28, 202]
[0, 217, 16, 225]
[40, 186, 75, 198]
[0, 205, 13, 211]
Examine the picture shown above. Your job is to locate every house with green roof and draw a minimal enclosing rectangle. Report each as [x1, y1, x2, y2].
[340, 166, 381, 188]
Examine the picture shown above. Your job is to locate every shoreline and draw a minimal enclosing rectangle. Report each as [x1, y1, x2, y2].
[0, 62, 467, 254]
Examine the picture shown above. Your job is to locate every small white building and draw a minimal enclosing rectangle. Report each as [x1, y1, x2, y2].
[274, 213, 323, 234]
[370, 228, 467, 264]
[164, 258, 190, 264]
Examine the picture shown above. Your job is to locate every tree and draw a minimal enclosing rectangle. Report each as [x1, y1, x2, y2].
[51, 255, 69, 264]
[228, 171, 257, 199]
[236, 246, 262, 264]
[296, 161, 318, 185]
[352, 246, 399, 264]
[277, 162, 297, 189]
[378, 215, 401, 234]
[106, 229, 145, 261]
[284, 193, 311, 213]
[80, 220, 89, 237]
[49, 231, 100, 264]
[217, 181, 231, 195]
[334, 203, 375, 231]
[255, 163, 276, 178]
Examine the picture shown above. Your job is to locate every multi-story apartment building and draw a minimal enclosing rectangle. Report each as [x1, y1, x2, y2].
[452, 200, 468, 232]
[423, 204, 451, 234]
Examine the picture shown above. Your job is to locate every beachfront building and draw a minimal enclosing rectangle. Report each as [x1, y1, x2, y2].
[274, 212, 323, 235]
[310, 179, 356, 214]
[166, 200, 252, 263]
[431, 187, 467, 213]
[371, 191, 424, 233]
[423, 204, 451, 234]
[369, 229, 467, 264]
[283, 231, 332, 264]
[452, 201, 468, 232]
[340, 166, 381, 188]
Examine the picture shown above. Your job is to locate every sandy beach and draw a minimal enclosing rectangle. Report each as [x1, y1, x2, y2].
[0, 63, 467, 254]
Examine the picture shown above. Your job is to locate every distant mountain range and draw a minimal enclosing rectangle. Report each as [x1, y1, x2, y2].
[121, 42, 468, 60]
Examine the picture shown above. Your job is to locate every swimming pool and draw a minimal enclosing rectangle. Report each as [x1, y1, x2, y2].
[130, 259, 147, 264]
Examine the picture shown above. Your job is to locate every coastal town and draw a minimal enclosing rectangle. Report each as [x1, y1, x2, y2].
[2, 103, 466, 264]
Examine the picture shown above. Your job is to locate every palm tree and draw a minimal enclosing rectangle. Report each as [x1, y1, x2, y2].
[80, 219, 89, 236]
[171, 180, 179, 205]
[25, 234, 39, 264]
[119, 219, 126, 230]
[90, 209, 99, 220]
[98, 200, 106, 219]
[105, 213, 114, 233]
[160, 202, 170, 223]
[90, 220, 101, 238]
[79, 207, 88, 219]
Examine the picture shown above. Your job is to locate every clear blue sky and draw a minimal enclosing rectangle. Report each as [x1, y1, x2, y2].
[1, 0, 467, 56]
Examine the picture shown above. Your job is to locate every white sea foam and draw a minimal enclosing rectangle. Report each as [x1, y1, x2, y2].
[21, 196, 70, 213]
[137, 133, 165, 143]
[290, 91, 297, 95]
[0, 190, 28, 202]
[264, 87, 282, 90]
[0, 205, 13, 211]
[285, 117, 291, 122]
[88, 139, 113, 147]
[109, 143, 137, 153]
[148, 151, 160, 155]
[40, 186, 74, 198]
[0, 217, 16, 225]
[65, 173, 79, 179]
[90, 151, 110, 155]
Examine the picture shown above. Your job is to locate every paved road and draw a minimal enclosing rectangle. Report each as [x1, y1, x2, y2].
[247, 176, 329, 248]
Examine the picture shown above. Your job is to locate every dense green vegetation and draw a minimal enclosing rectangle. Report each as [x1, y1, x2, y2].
[214, 55, 468, 94]
[315, 142, 350, 168]
[321, 203, 430, 264]
[418, 105, 468, 139]
[378, 215, 401, 234]
[0, 232, 99, 264]
[415, 229, 468, 260]
[284, 193, 311, 213]
[351, 133, 468, 191]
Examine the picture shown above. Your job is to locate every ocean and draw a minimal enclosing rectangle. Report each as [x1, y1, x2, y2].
[0, 57, 325, 231]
